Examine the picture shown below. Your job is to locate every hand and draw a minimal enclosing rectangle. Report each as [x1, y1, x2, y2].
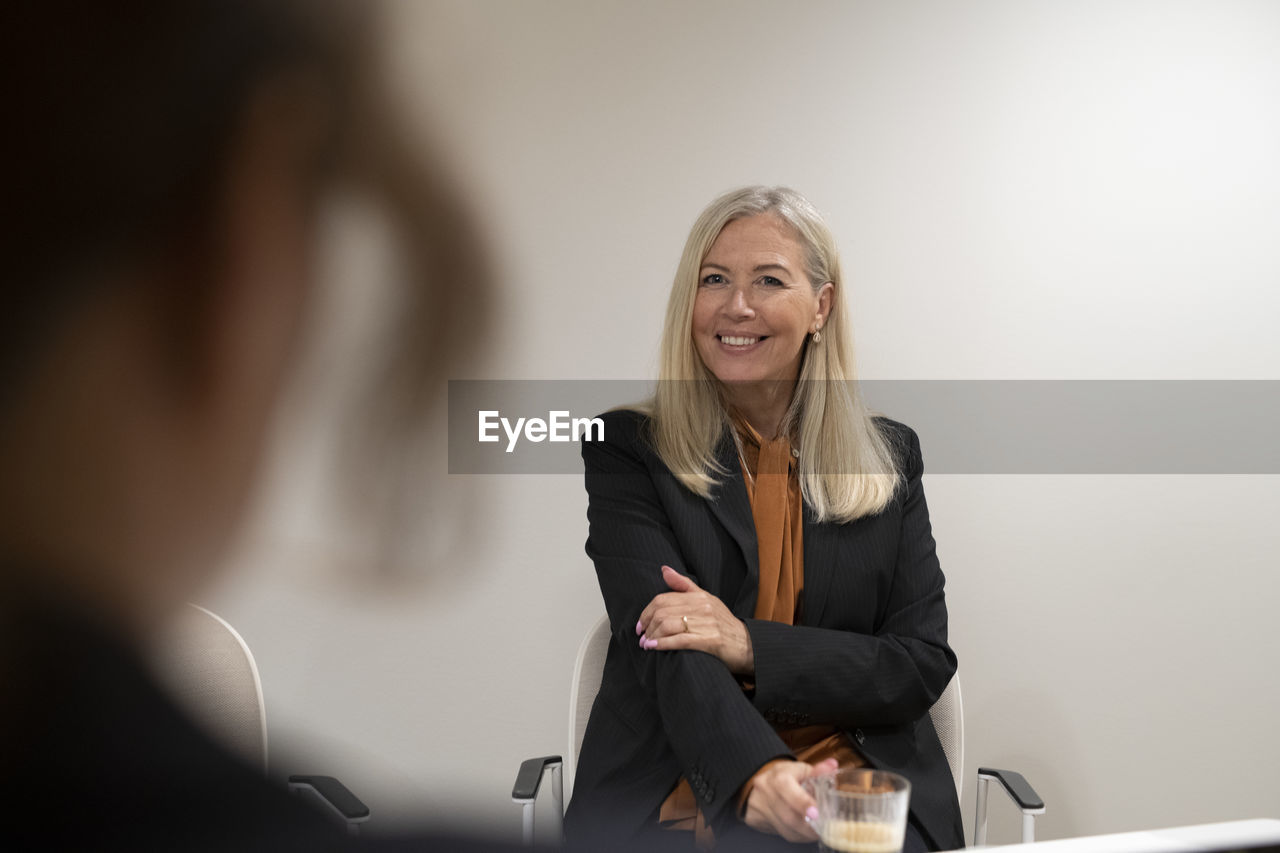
[636, 565, 754, 675]
[743, 758, 839, 842]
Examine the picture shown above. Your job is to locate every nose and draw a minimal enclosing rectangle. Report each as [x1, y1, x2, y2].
[725, 284, 756, 319]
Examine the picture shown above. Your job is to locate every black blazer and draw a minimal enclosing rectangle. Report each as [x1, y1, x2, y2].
[565, 409, 964, 851]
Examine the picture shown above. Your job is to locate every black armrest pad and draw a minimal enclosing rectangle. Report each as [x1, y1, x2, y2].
[978, 767, 1044, 811]
[287, 775, 370, 820]
[512, 756, 562, 801]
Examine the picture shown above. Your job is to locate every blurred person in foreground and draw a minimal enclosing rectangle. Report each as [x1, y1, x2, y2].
[567, 188, 964, 851]
[0, 2, 523, 850]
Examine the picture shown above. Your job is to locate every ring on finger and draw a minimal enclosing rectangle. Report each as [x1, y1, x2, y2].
[682, 615, 690, 632]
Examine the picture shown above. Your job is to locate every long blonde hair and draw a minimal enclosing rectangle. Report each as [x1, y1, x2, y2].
[648, 186, 901, 522]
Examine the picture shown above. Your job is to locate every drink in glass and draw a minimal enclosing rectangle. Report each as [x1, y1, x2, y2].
[805, 768, 912, 853]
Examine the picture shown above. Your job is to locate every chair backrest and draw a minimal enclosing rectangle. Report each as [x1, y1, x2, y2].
[928, 675, 965, 801]
[152, 604, 269, 772]
[566, 615, 612, 798]
[568, 615, 966, 802]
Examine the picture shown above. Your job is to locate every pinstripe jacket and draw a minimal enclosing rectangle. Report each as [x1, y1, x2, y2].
[564, 409, 964, 851]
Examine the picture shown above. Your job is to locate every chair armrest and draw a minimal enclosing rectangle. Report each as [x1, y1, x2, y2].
[512, 755, 562, 802]
[977, 767, 1044, 812]
[513, 756, 564, 846]
[974, 767, 1045, 846]
[288, 774, 371, 824]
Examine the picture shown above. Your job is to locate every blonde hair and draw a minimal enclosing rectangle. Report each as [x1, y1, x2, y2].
[647, 186, 901, 522]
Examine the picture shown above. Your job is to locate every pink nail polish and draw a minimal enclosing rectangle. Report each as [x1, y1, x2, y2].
[635, 620, 643, 635]
[806, 807, 819, 821]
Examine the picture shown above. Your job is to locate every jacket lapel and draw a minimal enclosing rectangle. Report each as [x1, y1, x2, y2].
[706, 430, 761, 619]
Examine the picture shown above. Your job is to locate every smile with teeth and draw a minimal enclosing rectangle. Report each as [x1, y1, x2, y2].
[719, 334, 766, 346]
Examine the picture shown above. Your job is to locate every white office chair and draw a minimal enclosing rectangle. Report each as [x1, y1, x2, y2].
[154, 604, 371, 833]
[154, 604, 270, 770]
[513, 615, 1044, 846]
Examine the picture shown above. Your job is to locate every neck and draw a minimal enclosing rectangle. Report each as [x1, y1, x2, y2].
[721, 379, 796, 439]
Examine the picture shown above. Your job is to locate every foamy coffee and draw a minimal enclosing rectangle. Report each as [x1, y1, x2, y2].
[818, 818, 905, 853]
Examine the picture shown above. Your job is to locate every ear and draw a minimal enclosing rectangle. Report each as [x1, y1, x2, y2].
[814, 281, 834, 331]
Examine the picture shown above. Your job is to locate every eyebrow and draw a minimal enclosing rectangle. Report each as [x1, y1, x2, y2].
[699, 262, 793, 275]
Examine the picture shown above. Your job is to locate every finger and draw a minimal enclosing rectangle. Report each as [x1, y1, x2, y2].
[644, 605, 692, 641]
[638, 594, 673, 634]
[772, 793, 820, 844]
[643, 631, 710, 653]
[643, 613, 705, 649]
[639, 594, 675, 627]
[806, 757, 840, 778]
[661, 564, 699, 592]
[763, 794, 816, 844]
[775, 770, 819, 824]
[639, 592, 688, 636]
[663, 613, 693, 639]
[744, 813, 776, 837]
[743, 799, 778, 837]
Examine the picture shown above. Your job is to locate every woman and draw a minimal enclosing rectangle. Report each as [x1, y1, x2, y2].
[567, 187, 963, 851]
[0, 3, 509, 850]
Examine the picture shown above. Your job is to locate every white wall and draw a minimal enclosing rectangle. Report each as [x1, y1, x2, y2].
[205, 1, 1280, 843]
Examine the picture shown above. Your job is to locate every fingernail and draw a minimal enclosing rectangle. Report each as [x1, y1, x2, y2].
[644, 638, 657, 650]
[638, 635, 646, 647]
[635, 620, 643, 635]
[806, 807, 819, 820]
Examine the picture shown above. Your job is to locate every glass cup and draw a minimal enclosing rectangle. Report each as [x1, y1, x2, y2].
[804, 768, 912, 853]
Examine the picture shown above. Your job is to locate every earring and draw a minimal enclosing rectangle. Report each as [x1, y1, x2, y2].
[812, 329, 822, 343]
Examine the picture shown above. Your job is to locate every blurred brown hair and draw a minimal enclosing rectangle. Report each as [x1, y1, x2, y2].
[0, 0, 488, 433]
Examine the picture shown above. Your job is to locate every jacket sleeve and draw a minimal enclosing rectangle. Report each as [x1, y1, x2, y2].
[582, 413, 790, 825]
[743, 425, 957, 729]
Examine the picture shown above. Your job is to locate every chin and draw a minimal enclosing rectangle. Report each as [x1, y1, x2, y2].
[709, 369, 772, 386]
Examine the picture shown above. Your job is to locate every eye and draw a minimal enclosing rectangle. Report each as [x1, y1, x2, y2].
[760, 275, 784, 287]
[700, 273, 726, 286]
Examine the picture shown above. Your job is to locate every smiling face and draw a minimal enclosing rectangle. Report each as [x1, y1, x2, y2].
[692, 213, 832, 390]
